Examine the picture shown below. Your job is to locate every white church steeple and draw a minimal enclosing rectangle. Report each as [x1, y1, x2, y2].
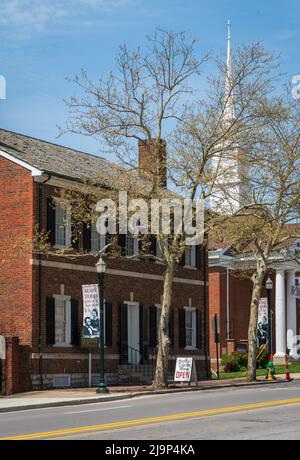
[210, 20, 249, 215]
[224, 19, 235, 122]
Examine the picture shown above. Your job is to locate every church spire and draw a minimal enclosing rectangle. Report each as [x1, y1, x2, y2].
[224, 19, 235, 121]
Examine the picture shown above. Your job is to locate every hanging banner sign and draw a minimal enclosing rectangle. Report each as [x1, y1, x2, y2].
[174, 357, 197, 383]
[291, 286, 300, 298]
[82, 284, 100, 338]
[257, 298, 268, 348]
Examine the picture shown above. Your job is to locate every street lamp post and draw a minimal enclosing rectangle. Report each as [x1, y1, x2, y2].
[265, 277, 273, 357]
[96, 257, 109, 394]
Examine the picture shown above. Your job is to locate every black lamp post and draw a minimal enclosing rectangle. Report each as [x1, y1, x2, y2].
[96, 257, 109, 394]
[265, 277, 273, 357]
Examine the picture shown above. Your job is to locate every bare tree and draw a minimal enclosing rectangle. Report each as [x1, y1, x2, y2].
[210, 94, 300, 380]
[61, 30, 284, 387]
[62, 29, 208, 388]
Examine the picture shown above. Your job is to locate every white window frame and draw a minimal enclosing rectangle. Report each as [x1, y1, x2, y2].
[185, 245, 197, 269]
[54, 201, 72, 249]
[184, 307, 197, 350]
[91, 222, 106, 254]
[53, 295, 72, 347]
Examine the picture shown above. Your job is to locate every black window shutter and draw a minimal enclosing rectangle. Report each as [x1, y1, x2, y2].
[118, 234, 126, 256]
[169, 309, 175, 348]
[105, 303, 113, 347]
[71, 220, 79, 251]
[46, 198, 56, 246]
[196, 309, 202, 350]
[119, 304, 128, 364]
[179, 309, 186, 349]
[139, 304, 148, 363]
[46, 297, 55, 345]
[149, 306, 157, 348]
[150, 236, 157, 256]
[71, 299, 79, 345]
[196, 245, 202, 269]
[179, 248, 186, 266]
[83, 222, 92, 252]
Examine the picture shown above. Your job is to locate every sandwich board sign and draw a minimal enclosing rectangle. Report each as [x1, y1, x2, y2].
[174, 357, 197, 383]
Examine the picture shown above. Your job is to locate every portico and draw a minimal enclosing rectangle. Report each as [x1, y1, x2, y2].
[274, 266, 299, 361]
[209, 244, 300, 363]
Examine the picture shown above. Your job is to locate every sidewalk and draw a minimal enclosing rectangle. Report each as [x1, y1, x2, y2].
[1, 374, 298, 413]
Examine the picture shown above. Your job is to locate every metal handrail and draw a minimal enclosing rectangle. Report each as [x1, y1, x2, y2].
[120, 344, 177, 381]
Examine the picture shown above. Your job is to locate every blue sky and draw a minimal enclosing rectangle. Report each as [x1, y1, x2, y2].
[0, 0, 299, 157]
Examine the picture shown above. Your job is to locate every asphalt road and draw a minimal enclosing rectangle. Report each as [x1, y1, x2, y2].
[1, 382, 300, 440]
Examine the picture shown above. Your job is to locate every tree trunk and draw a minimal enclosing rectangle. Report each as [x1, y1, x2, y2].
[247, 264, 266, 381]
[152, 262, 174, 389]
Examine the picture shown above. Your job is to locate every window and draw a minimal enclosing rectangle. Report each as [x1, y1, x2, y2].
[91, 223, 106, 253]
[185, 308, 196, 348]
[54, 297, 72, 346]
[126, 235, 139, 256]
[185, 245, 196, 268]
[55, 203, 71, 248]
[156, 238, 168, 260]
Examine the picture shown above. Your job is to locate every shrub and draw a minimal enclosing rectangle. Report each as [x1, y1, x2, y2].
[221, 352, 248, 373]
[234, 352, 248, 370]
[221, 354, 240, 373]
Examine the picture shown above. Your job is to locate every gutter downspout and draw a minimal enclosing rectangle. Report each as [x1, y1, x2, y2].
[37, 175, 51, 390]
[226, 267, 230, 341]
[203, 244, 210, 379]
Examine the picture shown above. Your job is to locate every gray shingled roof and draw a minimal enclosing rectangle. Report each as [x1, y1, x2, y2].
[0, 128, 163, 194]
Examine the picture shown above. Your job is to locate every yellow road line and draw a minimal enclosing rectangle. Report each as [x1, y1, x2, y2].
[54, 402, 300, 440]
[2, 397, 300, 441]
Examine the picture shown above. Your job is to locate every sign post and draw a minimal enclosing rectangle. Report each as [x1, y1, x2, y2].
[213, 314, 220, 380]
[82, 284, 100, 389]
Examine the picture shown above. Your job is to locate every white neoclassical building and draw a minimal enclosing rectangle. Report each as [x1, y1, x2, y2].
[208, 239, 300, 363]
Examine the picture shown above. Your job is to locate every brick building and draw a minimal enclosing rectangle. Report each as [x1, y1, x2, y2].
[209, 243, 300, 365]
[0, 129, 209, 394]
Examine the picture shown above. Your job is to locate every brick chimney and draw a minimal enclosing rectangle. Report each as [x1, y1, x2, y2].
[138, 139, 167, 188]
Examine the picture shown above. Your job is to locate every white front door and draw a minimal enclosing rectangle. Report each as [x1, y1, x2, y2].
[127, 303, 140, 364]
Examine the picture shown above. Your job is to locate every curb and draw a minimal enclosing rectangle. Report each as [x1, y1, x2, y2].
[0, 378, 293, 414]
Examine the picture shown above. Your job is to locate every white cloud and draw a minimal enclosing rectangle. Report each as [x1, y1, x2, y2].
[0, 0, 130, 31]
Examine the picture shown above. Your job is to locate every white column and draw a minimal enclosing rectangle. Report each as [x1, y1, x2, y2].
[274, 269, 286, 358]
[287, 270, 297, 358]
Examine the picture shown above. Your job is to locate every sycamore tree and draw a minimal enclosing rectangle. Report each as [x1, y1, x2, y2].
[60, 29, 281, 388]
[61, 28, 209, 388]
[210, 94, 300, 381]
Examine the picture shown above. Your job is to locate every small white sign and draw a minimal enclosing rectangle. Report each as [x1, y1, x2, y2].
[82, 284, 100, 338]
[0, 336, 6, 360]
[174, 357, 197, 382]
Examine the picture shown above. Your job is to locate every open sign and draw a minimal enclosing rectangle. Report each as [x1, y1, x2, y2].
[174, 357, 197, 383]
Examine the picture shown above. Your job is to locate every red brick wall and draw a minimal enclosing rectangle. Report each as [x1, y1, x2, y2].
[30, 183, 209, 384]
[0, 168, 209, 389]
[209, 267, 276, 361]
[0, 157, 33, 345]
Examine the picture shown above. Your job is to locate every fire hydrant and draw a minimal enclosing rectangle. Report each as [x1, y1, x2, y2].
[266, 360, 276, 381]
